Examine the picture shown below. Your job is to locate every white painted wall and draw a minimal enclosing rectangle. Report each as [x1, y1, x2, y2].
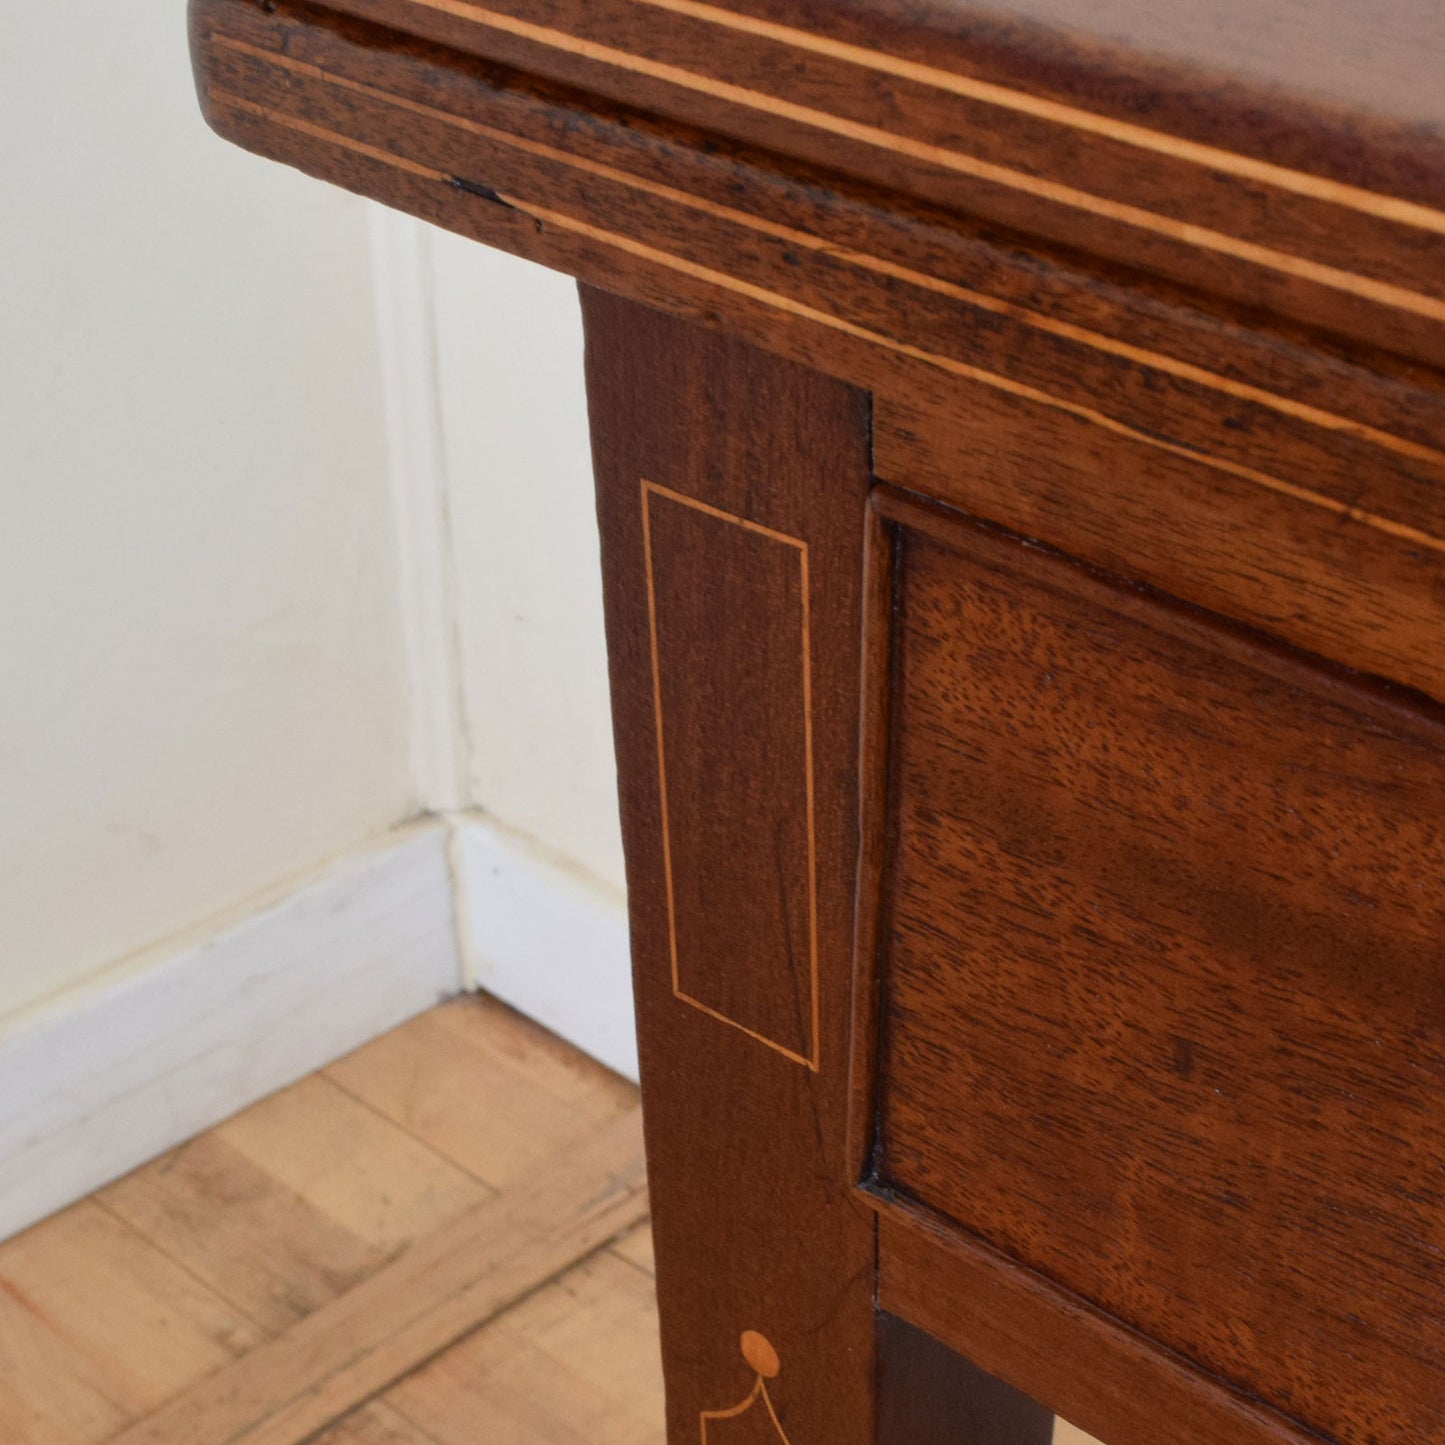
[428, 231, 626, 894]
[1, 5, 628, 1234]
[1, 6, 415, 1023]
[377, 223, 632, 1067]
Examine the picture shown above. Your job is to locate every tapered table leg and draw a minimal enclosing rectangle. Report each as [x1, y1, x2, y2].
[581, 287, 877, 1444]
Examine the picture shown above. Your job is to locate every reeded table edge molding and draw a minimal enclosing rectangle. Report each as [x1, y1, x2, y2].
[191, 0, 1445, 702]
[382, 0, 1445, 275]
[309, 0, 1445, 364]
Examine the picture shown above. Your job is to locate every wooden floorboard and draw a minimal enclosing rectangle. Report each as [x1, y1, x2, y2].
[608, 1220, 656, 1278]
[0, 1201, 262, 1444]
[310, 1401, 444, 1445]
[324, 997, 638, 1188]
[97, 1074, 486, 1335]
[0, 995, 663, 1445]
[384, 1248, 666, 1445]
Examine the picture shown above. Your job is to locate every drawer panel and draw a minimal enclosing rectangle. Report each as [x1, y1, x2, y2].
[868, 491, 1445, 1445]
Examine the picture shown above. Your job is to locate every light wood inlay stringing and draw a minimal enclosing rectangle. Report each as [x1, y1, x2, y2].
[640, 480, 821, 1071]
[344, 0, 1445, 316]
[211, 33, 1445, 476]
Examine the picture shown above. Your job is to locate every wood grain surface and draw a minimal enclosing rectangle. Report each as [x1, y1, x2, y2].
[730, 0, 1445, 140]
[878, 1205, 1313, 1445]
[383, 1243, 665, 1444]
[875, 383, 1445, 709]
[866, 488, 1445, 1445]
[322, 988, 638, 1187]
[0, 1203, 262, 1444]
[187, 2, 1445, 1438]
[190, 0, 1445, 385]
[112, 1109, 647, 1445]
[305, 0, 1445, 203]
[642, 481, 818, 1067]
[99, 1074, 488, 1335]
[583, 289, 876, 1444]
[275, 0, 1445, 360]
[1, 998, 663, 1445]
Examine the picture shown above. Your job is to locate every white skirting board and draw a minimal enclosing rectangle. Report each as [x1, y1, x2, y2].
[0, 823, 459, 1243]
[0, 813, 638, 1244]
[453, 814, 638, 1083]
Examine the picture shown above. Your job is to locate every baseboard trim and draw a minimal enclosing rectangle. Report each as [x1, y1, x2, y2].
[453, 814, 637, 1082]
[0, 823, 460, 1243]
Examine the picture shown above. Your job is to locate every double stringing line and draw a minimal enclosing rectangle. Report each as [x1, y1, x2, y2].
[393, 0, 1445, 322]
[633, 0, 1445, 236]
[214, 34, 1445, 475]
[209, 83, 1445, 557]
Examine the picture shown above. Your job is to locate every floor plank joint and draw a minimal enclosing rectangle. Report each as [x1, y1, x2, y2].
[0, 997, 665, 1445]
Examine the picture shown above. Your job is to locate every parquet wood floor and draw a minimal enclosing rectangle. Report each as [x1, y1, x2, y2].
[0, 996, 663, 1445]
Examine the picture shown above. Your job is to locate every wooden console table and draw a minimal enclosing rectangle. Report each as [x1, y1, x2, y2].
[189, 3, 1445, 1439]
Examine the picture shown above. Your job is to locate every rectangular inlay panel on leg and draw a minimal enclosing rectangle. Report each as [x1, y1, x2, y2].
[866, 488, 1445, 1445]
[643, 479, 817, 1068]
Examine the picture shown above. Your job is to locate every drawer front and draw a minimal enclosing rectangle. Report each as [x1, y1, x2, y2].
[866, 491, 1445, 1445]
